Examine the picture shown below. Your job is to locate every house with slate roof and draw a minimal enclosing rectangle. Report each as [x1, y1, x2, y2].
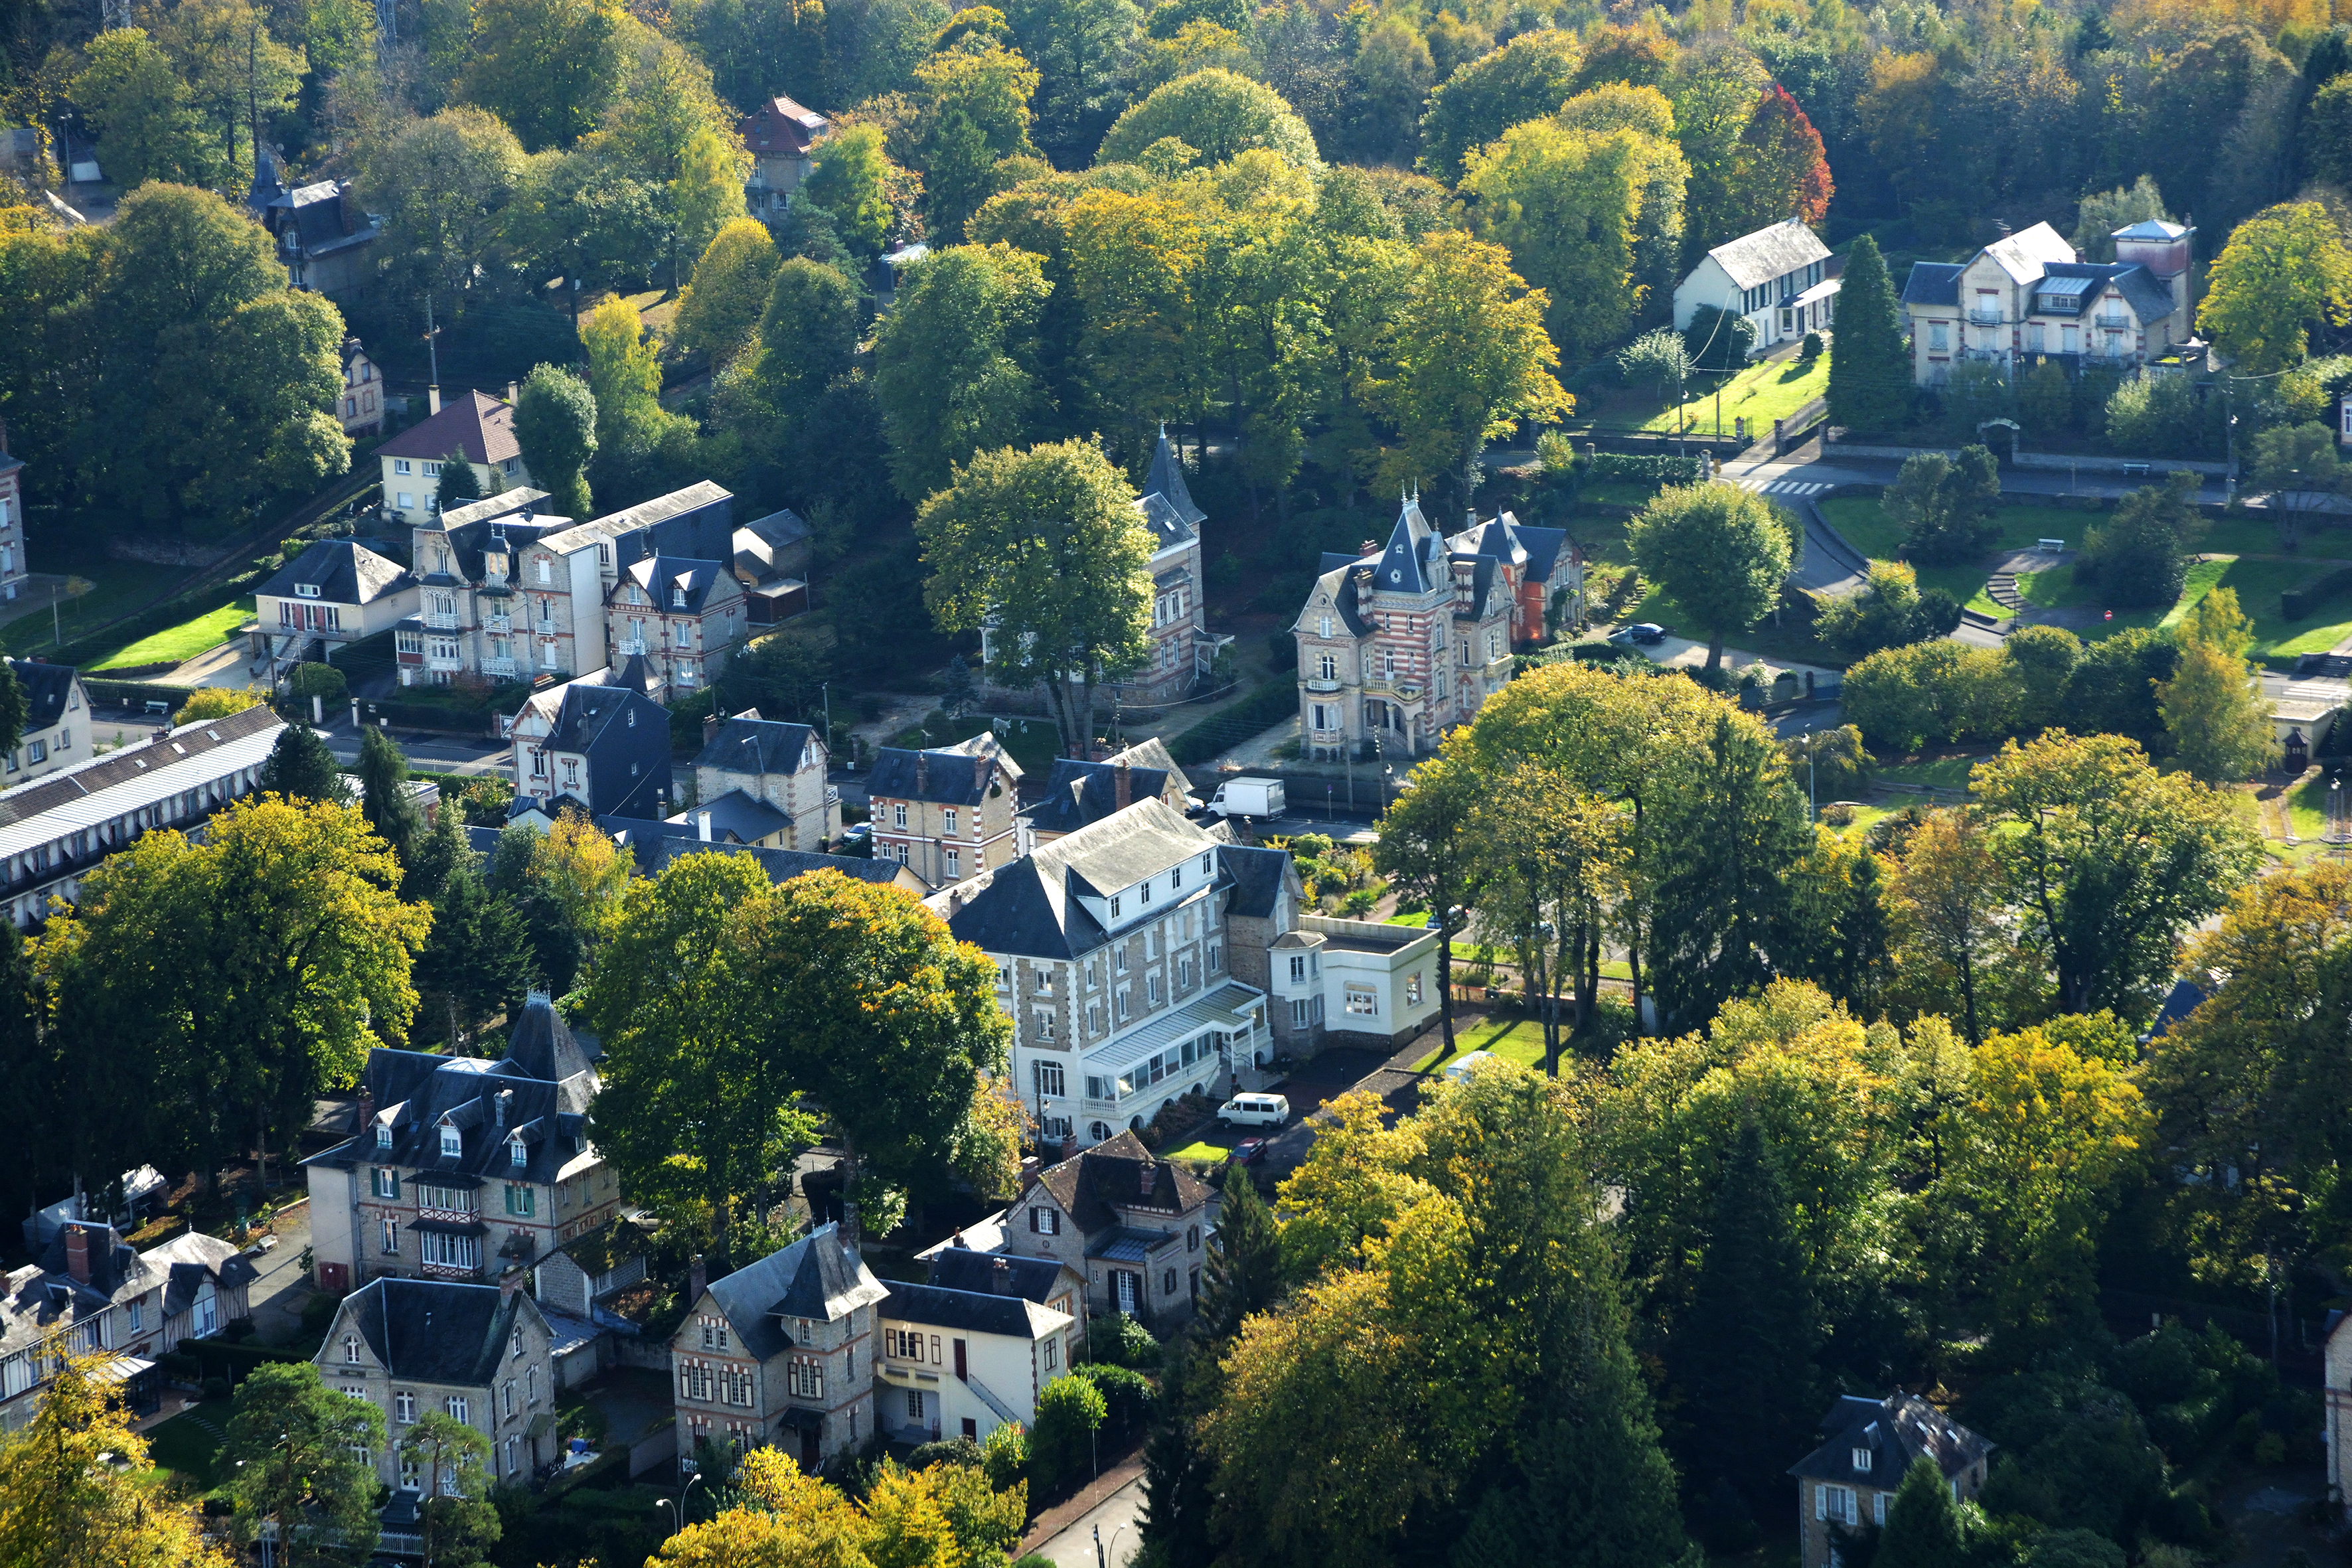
[401, 491, 568, 685]
[738, 94, 829, 214]
[931, 797, 1280, 1150]
[869, 732, 1024, 889]
[610, 554, 746, 700]
[1006, 1131, 1212, 1326]
[378, 391, 530, 527]
[1291, 498, 1573, 761]
[1902, 219, 2196, 386]
[1021, 755, 1191, 844]
[672, 1222, 888, 1472]
[874, 1270, 1075, 1447]
[733, 509, 813, 624]
[507, 664, 673, 820]
[693, 709, 838, 851]
[1672, 216, 1837, 354]
[2, 659, 88, 785]
[0, 1220, 256, 1431]
[339, 338, 386, 437]
[303, 995, 623, 1294]
[250, 538, 418, 684]
[1788, 1392, 1990, 1568]
[604, 817, 932, 894]
[0, 702, 285, 929]
[317, 1276, 559, 1492]
[249, 149, 382, 293]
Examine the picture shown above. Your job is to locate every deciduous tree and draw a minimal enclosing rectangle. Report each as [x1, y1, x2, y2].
[2198, 200, 2352, 373]
[1371, 749, 1481, 1054]
[2159, 586, 2276, 783]
[1097, 67, 1319, 169]
[803, 121, 898, 253]
[1888, 808, 2023, 1044]
[362, 108, 528, 303]
[460, 0, 629, 151]
[917, 438, 1153, 757]
[675, 218, 781, 367]
[72, 29, 220, 190]
[872, 244, 1052, 501]
[512, 362, 599, 519]
[1970, 729, 2263, 1015]
[1417, 29, 1582, 184]
[398, 1409, 501, 1565]
[1729, 82, 1833, 230]
[1626, 481, 1793, 673]
[909, 42, 1041, 240]
[0, 1356, 234, 1568]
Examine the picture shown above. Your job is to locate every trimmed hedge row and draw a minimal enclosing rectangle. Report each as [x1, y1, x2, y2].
[1585, 452, 1709, 485]
[82, 678, 199, 710]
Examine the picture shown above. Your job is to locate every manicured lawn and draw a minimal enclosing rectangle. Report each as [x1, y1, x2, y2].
[1385, 911, 1430, 927]
[1823, 802, 1893, 838]
[0, 559, 188, 657]
[1637, 352, 1831, 437]
[1413, 1016, 1553, 1073]
[90, 600, 252, 670]
[1582, 480, 1666, 509]
[1876, 753, 1989, 790]
[1636, 576, 1842, 670]
[1164, 1137, 1235, 1164]
[143, 1402, 230, 1491]
[1818, 498, 2091, 611]
[2288, 775, 2339, 840]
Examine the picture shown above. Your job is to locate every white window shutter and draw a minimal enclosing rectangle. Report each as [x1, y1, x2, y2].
[1874, 1492, 1887, 1526]
[1816, 1484, 1827, 1522]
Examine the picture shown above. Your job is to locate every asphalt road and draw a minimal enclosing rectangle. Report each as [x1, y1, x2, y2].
[319, 724, 510, 777]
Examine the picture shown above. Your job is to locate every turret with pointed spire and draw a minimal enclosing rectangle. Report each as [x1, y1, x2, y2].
[1140, 424, 1206, 529]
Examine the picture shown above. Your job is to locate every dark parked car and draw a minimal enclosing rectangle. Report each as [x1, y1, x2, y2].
[1607, 622, 1668, 646]
[1227, 1138, 1268, 1167]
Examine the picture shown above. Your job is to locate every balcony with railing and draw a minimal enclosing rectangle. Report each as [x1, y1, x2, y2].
[1966, 307, 2002, 326]
[482, 657, 517, 677]
[2094, 313, 2130, 331]
[483, 613, 512, 634]
[425, 611, 459, 630]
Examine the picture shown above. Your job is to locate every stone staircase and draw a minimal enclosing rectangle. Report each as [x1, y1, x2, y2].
[1986, 572, 2025, 613]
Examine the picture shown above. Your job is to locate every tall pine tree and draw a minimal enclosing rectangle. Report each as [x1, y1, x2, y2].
[1826, 234, 1913, 437]
[1877, 1454, 1972, 1568]
[356, 725, 422, 866]
[1671, 1118, 1819, 1526]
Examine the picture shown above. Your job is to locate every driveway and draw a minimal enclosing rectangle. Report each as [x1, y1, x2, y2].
[245, 1201, 315, 1345]
[1026, 1474, 1145, 1568]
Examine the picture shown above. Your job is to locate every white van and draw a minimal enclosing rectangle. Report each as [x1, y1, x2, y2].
[1217, 1093, 1291, 1129]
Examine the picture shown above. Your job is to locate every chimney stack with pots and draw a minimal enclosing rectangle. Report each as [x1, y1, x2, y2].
[1114, 762, 1133, 810]
[991, 1256, 1014, 1295]
[64, 1223, 94, 1285]
[688, 1254, 708, 1304]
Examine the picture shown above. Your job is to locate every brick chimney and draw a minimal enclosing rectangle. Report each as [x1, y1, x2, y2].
[495, 1087, 513, 1128]
[990, 1255, 1014, 1296]
[64, 1222, 96, 1284]
[1139, 1162, 1159, 1200]
[915, 751, 930, 795]
[500, 1265, 524, 1302]
[974, 752, 988, 791]
[1114, 762, 1132, 810]
[703, 712, 724, 747]
[688, 1253, 708, 1304]
[355, 1086, 376, 1137]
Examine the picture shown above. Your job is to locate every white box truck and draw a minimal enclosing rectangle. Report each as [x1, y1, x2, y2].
[1203, 777, 1285, 819]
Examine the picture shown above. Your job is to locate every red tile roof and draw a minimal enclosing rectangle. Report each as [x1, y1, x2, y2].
[376, 390, 520, 466]
[740, 95, 828, 157]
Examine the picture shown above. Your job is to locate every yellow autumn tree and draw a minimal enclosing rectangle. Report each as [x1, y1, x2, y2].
[0, 1355, 236, 1568]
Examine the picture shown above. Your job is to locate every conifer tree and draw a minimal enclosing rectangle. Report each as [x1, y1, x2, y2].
[260, 722, 345, 805]
[356, 724, 422, 865]
[1671, 1117, 1818, 1521]
[1877, 1454, 1972, 1568]
[1826, 234, 1913, 437]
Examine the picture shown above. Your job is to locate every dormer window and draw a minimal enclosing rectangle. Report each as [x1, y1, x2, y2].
[1852, 1447, 1872, 1473]
[672, 587, 686, 607]
[1110, 894, 1122, 917]
[1170, 865, 1182, 890]
[1200, 853, 1212, 874]
[439, 1125, 461, 1158]
[1139, 880, 1152, 904]
[376, 1124, 392, 1150]
[295, 583, 319, 599]
[509, 1136, 526, 1168]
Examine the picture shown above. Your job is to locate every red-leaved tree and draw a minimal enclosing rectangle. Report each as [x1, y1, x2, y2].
[1732, 83, 1834, 230]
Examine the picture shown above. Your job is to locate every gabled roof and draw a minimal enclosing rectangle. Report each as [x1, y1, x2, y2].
[1978, 221, 2076, 284]
[1450, 510, 1569, 588]
[440, 491, 549, 530]
[1139, 426, 1206, 528]
[1788, 1393, 1991, 1487]
[0, 704, 284, 844]
[339, 1277, 539, 1386]
[1133, 492, 1197, 556]
[1022, 757, 1178, 837]
[256, 539, 415, 607]
[740, 94, 828, 156]
[621, 554, 735, 615]
[695, 713, 819, 776]
[2035, 261, 2176, 325]
[703, 1223, 887, 1362]
[668, 788, 793, 844]
[1218, 844, 1294, 919]
[5, 660, 78, 734]
[141, 1231, 259, 1317]
[923, 1246, 1072, 1304]
[1901, 262, 1964, 307]
[1025, 1130, 1210, 1234]
[734, 510, 810, 584]
[1101, 736, 1190, 795]
[879, 1281, 1067, 1339]
[376, 391, 520, 465]
[868, 732, 1020, 807]
[1704, 218, 1831, 291]
[545, 683, 660, 756]
[943, 797, 1219, 959]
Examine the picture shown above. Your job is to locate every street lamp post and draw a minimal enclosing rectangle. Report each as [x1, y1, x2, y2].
[656, 1472, 707, 1538]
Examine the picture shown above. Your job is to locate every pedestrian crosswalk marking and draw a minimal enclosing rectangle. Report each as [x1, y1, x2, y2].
[1734, 477, 1829, 496]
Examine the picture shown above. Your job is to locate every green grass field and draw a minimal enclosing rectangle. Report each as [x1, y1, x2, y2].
[1818, 498, 2091, 609]
[143, 1402, 230, 1491]
[90, 601, 252, 671]
[1876, 753, 1989, 790]
[1413, 1016, 1555, 1073]
[1636, 576, 1841, 670]
[1637, 352, 1831, 437]
[0, 562, 189, 657]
